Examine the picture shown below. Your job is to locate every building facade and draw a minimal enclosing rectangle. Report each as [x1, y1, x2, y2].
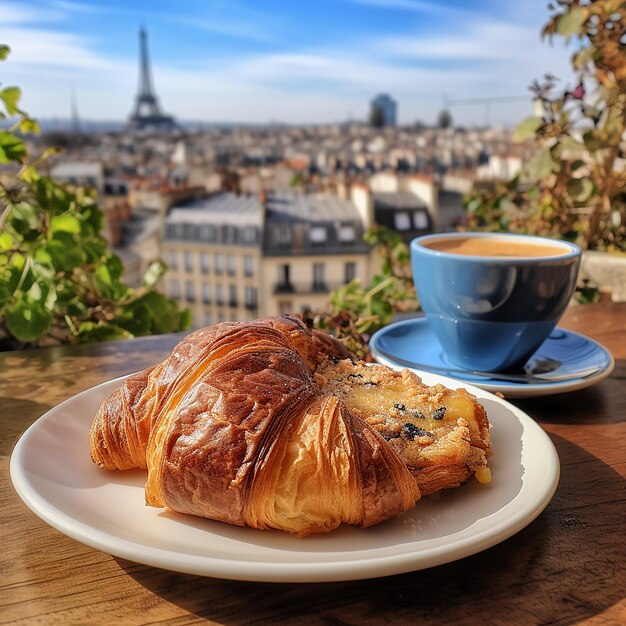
[162, 194, 262, 326]
[161, 192, 371, 327]
[259, 192, 371, 317]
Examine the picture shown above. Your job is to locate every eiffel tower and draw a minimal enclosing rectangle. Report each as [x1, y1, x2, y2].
[128, 28, 177, 132]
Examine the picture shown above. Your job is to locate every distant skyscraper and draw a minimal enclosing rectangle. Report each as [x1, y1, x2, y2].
[371, 93, 397, 127]
[128, 28, 177, 132]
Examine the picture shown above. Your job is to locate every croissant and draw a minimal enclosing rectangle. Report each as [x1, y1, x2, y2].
[89, 315, 491, 536]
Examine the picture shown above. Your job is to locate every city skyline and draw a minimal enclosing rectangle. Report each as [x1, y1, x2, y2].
[1, 0, 576, 127]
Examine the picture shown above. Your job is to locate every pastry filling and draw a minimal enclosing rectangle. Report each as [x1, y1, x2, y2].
[314, 359, 492, 494]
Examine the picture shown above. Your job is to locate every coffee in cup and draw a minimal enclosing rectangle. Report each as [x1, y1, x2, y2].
[410, 232, 581, 372]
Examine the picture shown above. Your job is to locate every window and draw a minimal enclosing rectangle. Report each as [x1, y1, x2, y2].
[169, 278, 180, 299]
[244, 286, 257, 310]
[218, 311, 226, 323]
[338, 224, 355, 243]
[215, 253, 223, 275]
[200, 224, 214, 241]
[184, 251, 193, 273]
[203, 312, 213, 326]
[394, 212, 411, 231]
[275, 225, 291, 245]
[202, 282, 211, 304]
[185, 280, 195, 302]
[413, 210, 429, 230]
[227, 254, 236, 276]
[169, 223, 184, 239]
[309, 226, 327, 244]
[244, 255, 254, 277]
[167, 250, 178, 270]
[242, 226, 257, 244]
[216, 284, 224, 305]
[344, 261, 356, 284]
[223, 225, 237, 244]
[200, 252, 210, 274]
[313, 262, 325, 291]
[229, 285, 238, 308]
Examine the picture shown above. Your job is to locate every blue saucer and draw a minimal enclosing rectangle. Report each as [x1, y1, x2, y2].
[370, 317, 614, 398]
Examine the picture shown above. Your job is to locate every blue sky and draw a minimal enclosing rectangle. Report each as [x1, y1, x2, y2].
[1, 0, 577, 126]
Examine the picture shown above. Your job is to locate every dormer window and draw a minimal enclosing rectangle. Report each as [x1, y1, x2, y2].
[413, 210, 429, 230]
[223, 225, 237, 244]
[168, 223, 184, 239]
[275, 225, 292, 245]
[242, 226, 257, 243]
[200, 224, 215, 241]
[338, 224, 355, 242]
[394, 212, 411, 231]
[310, 226, 327, 244]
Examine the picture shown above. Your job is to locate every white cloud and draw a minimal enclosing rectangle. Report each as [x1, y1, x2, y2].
[226, 50, 482, 91]
[373, 18, 575, 96]
[0, 26, 127, 71]
[1, 1, 65, 23]
[377, 20, 542, 61]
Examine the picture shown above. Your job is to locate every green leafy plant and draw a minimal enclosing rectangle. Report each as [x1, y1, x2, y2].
[309, 225, 419, 359]
[464, 0, 626, 252]
[0, 46, 191, 350]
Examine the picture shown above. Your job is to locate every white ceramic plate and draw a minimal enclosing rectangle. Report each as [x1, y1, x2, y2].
[10, 372, 559, 583]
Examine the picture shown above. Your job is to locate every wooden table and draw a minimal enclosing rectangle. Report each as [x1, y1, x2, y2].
[1, 304, 624, 625]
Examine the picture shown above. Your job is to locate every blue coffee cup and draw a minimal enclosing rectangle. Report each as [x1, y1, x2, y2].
[410, 232, 582, 372]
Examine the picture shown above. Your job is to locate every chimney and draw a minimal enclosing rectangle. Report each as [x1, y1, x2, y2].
[350, 183, 373, 230]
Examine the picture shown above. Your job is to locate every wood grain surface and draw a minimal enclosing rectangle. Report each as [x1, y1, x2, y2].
[1, 305, 624, 625]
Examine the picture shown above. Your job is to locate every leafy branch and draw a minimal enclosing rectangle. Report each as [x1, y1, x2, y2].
[464, 0, 626, 252]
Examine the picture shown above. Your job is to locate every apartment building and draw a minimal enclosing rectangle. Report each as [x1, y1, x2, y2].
[161, 191, 371, 327]
[260, 192, 371, 317]
[162, 194, 262, 327]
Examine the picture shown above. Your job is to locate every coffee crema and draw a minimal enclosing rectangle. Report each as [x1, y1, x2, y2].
[422, 237, 567, 258]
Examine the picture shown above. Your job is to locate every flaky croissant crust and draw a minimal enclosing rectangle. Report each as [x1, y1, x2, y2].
[89, 316, 422, 535]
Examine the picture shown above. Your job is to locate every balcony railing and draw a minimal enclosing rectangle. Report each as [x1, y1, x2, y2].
[273, 282, 342, 295]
